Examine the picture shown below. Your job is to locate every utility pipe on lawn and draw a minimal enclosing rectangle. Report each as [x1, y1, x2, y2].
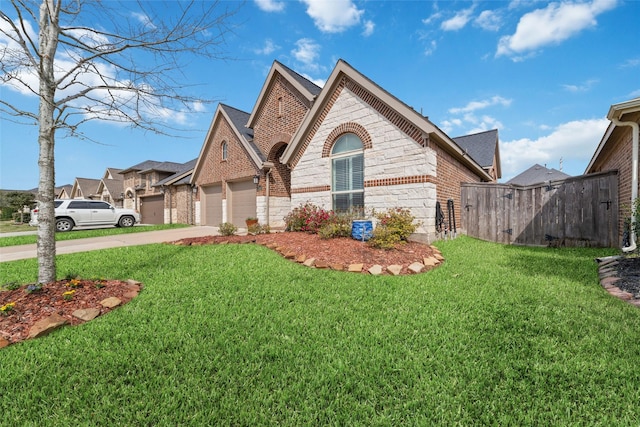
[612, 117, 639, 253]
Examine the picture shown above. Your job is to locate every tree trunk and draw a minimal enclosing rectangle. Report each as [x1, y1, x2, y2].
[36, 0, 60, 284]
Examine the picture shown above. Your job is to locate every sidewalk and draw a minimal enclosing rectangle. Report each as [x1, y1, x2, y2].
[0, 226, 220, 263]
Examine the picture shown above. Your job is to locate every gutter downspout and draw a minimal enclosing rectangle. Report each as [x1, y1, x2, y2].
[612, 118, 639, 253]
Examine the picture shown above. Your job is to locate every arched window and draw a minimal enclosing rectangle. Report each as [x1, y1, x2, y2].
[221, 141, 228, 161]
[331, 133, 364, 213]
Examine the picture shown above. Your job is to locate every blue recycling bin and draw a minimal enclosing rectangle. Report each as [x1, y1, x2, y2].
[351, 220, 373, 241]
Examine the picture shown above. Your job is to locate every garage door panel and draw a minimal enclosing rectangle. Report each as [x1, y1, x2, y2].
[229, 180, 256, 227]
[141, 195, 164, 225]
[202, 185, 222, 226]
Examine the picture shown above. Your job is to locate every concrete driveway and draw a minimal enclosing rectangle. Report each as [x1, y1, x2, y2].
[0, 226, 220, 263]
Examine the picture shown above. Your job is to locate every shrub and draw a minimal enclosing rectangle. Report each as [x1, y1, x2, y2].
[248, 223, 270, 235]
[284, 202, 334, 233]
[318, 219, 352, 239]
[218, 222, 237, 236]
[368, 207, 419, 249]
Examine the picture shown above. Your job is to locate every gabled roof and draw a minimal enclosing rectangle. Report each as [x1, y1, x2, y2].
[586, 97, 640, 173]
[246, 60, 321, 129]
[453, 129, 501, 178]
[192, 104, 263, 183]
[120, 160, 164, 175]
[280, 59, 492, 181]
[155, 158, 197, 187]
[138, 161, 185, 175]
[99, 178, 125, 200]
[71, 177, 101, 198]
[103, 168, 123, 180]
[506, 164, 571, 186]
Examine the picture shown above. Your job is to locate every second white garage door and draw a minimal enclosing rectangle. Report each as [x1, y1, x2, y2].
[228, 180, 256, 227]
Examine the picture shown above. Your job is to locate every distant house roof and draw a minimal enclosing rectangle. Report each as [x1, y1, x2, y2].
[71, 177, 101, 199]
[154, 158, 197, 187]
[119, 160, 164, 175]
[506, 164, 571, 186]
[452, 129, 501, 178]
[138, 161, 185, 175]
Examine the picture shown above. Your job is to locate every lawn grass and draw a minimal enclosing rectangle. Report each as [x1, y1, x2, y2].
[0, 223, 189, 247]
[0, 220, 32, 233]
[0, 236, 638, 425]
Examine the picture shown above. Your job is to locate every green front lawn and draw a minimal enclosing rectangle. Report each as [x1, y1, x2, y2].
[0, 237, 638, 425]
[0, 223, 190, 247]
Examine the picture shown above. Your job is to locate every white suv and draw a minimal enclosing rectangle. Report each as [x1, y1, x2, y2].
[30, 199, 141, 232]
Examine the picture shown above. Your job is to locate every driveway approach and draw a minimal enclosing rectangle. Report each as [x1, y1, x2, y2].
[0, 226, 220, 263]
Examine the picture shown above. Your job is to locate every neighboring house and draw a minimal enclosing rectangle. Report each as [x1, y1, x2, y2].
[453, 129, 501, 181]
[506, 164, 571, 186]
[120, 160, 190, 224]
[586, 97, 640, 248]
[153, 159, 198, 224]
[192, 59, 497, 242]
[70, 177, 100, 199]
[56, 184, 73, 199]
[96, 167, 124, 206]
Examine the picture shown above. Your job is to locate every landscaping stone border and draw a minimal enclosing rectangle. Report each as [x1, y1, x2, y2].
[595, 256, 640, 308]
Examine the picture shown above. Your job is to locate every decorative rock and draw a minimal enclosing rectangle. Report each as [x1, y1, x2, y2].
[315, 260, 329, 269]
[387, 265, 403, 276]
[433, 252, 444, 261]
[100, 297, 122, 308]
[72, 308, 101, 322]
[330, 263, 344, 271]
[28, 313, 69, 339]
[303, 258, 316, 267]
[601, 276, 621, 287]
[348, 263, 364, 272]
[408, 262, 424, 273]
[284, 252, 296, 259]
[123, 291, 139, 300]
[423, 257, 440, 267]
[628, 299, 640, 307]
[368, 265, 383, 275]
[126, 279, 142, 287]
[0, 337, 9, 348]
[295, 254, 307, 263]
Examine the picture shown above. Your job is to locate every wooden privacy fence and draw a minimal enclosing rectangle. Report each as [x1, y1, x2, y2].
[461, 170, 619, 247]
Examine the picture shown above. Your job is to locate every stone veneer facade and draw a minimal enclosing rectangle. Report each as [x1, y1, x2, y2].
[291, 86, 441, 240]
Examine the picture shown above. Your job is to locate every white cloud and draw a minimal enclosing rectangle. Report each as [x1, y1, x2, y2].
[254, 0, 285, 13]
[441, 6, 475, 31]
[562, 78, 598, 92]
[301, 73, 326, 88]
[475, 10, 502, 31]
[422, 11, 443, 26]
[130, 12, 156, 29]
[500, 118, 609, 178]
[424, 40, 437, 56]
[301, 0, 364, 33]
[620, 58, 640, 69]
[496, 0, 618, 59]
[254, 39, 279, 55]
[362, 20, 375, 37]
[448, 96, 512, 114]
[292, 38, 321, 71]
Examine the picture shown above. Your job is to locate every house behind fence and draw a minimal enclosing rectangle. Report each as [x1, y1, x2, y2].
[461, 170, 618, 247]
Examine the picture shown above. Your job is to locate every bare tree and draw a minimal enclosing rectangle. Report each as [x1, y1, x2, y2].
[0, 0, 237, 283]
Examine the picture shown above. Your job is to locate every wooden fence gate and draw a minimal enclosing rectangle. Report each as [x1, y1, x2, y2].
[461, 171, 619, 247]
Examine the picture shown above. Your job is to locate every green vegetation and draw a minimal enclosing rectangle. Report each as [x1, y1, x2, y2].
[0, 237, 638, 425]
[0, 223, 189, 247]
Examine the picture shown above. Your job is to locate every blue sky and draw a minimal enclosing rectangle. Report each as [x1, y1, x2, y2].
[1, 0, 639, 190]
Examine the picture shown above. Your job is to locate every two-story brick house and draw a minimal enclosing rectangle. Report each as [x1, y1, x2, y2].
[192, 59, 499, 242]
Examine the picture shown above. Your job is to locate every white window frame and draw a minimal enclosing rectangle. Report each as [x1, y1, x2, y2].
[330, 133, 364, 213]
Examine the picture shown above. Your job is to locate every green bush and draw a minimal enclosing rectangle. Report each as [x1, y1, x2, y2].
[368, 207, 419, 249]
[318, 218, 352, 239]
[248, 223, 270, 235]
[218, 222, 237, 236]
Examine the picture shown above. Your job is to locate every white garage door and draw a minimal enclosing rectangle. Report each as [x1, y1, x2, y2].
[202, 185, 222, 226]
[228, 180, 256, 227]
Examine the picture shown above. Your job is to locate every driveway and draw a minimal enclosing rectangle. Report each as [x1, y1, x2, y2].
[0, 226, 220, 263]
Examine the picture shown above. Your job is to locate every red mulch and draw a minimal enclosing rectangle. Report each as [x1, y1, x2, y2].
[173, 231, 439, 275]
[0, 279, 138, 346]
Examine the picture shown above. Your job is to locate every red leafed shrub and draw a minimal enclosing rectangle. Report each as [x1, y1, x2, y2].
[284, 202, 337, 234]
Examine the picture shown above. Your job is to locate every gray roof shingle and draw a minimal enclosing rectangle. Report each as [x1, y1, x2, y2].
[506, 164, 571, 186]
[452, 129, 498, 169]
